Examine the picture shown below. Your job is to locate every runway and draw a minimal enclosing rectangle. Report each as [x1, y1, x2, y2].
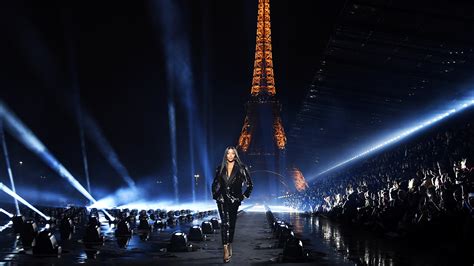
[0, 205, 350, 265]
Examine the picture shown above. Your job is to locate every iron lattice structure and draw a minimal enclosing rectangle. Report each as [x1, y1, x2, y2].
[237, 0, 288, 196]
[238, 0, 286, 154]
[251, 0, 276, 96]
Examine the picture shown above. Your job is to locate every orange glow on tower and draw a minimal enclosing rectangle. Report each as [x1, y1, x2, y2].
[251, 0, 276, 96]
[238, 0, 286, 153]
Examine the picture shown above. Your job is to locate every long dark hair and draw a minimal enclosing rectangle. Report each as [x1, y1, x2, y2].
[219, 146, 243, 175]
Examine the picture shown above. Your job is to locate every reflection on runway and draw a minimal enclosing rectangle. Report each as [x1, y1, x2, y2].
[277, 212, 469, 265]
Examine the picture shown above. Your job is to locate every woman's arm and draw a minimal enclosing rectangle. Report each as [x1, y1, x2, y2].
[242, 165, 253, 199]
[212, 167, 221, 199]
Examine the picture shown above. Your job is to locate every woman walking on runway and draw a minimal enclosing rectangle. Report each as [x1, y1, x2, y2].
[212, 146, 253, 263]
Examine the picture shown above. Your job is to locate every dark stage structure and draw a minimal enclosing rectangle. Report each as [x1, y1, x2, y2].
[288, 0, 474, 175]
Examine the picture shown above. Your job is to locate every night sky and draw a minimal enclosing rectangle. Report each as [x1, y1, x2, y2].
[0, 0, 345, 204]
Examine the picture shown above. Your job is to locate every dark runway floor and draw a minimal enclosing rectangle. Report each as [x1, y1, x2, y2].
[279, 212, 473, 266]
[0, 206, 470, 265]
[0, 206, 349, 265]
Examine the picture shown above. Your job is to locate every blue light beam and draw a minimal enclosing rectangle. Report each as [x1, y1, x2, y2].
[150, 0, 183, 203]
[316, 99, 474, 177]
[0, 221, 12, 232]
[168, 104, 179, 203]
[0, 208, 13, 218]
[0, 121, 20, 215]
[75, 103, 92, 198]
[80, 109, 136, 188]
[150, 0, 214, 203]
[0, 182, 50, 220]
[0, 101, 96, 202]
[0, 101, 115, 221]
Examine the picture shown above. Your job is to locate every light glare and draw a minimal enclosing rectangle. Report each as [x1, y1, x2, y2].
[0, 208, 14, 218]
[315, 99, 474, 177]
[0, 182, 50, 220]
[0, 101, 114, 221]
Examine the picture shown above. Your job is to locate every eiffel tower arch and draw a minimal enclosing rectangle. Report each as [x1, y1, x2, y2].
[237, 0, 289, 200]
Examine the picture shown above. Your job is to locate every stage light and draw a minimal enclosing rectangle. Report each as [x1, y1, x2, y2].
[154, 219, 166, 230]
[315, 98, 474, 178]
[186, 213, 193, 222]
[201, 221, 213, 234]
[83, 223, 104, 245]
[0, 182, 50, 220]
[0, 102, 114, 221]
[59, 218, 75, 241]
[178, 215, 187, 224]
[188, 225, 204, 241]
[115, 219, 132, 237]
[282, 237, 308, 262]
[12, 215, 25, 234]
[0, 208, 13, 218]
[33, 229, 62, 256]
[210, 217, 220, 229]
[170, 231, 189, 252]
[112, 201, 217, 214]
[20, 220, 38, 247]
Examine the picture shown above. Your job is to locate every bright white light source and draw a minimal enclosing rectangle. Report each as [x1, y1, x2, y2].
[246, 205, 302, 213]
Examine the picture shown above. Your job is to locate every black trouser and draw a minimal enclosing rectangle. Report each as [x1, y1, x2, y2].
[217, 201, 240, 244]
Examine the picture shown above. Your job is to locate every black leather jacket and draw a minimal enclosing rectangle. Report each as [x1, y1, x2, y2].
[212, 163, 253, 204]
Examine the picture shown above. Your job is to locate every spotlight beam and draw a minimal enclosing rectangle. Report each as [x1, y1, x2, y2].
[315, 99, 474, 178]
[76, 104, 92, 198]
[0, 101, 95, 201]
[0, 101, 115, 221]
[80, 108, 136, 188]
[0, 208, 13, 218]
[151, 0, 200, 203]
[0, 121, 20, 215]
[168, 104, 179, 203]
[151, 0, 216, 203]
[0, 182, 50, 220]
[0, 221, 12, 233]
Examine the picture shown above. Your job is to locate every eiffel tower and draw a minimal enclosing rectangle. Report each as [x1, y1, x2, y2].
[237, 0, 288, 198]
